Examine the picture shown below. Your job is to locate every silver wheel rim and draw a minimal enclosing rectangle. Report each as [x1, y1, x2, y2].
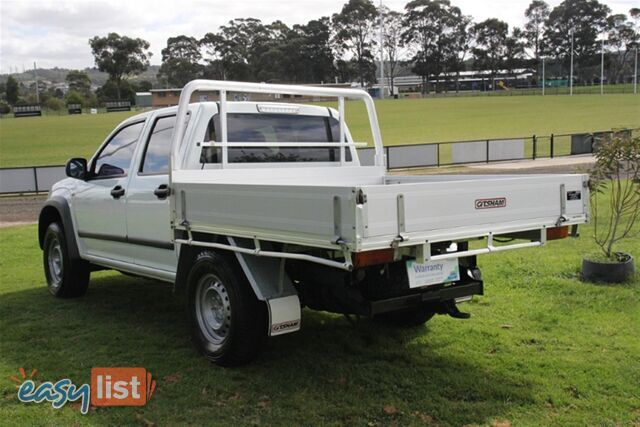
[195, 273, 231, 345]
[47, 237, 63, 288]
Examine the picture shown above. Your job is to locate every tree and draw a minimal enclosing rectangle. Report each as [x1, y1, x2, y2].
[503, 28, 527, 79]
[524, 0, 550, 73]
[589, 133, 640, 260]
[295, 18, 336, 83]
[543, 0, 610, 80]
[445, 13, 473, 93]
[158, 36, 203, 87]
[606, 14, 640, 84]
[65, 70, 92, 96]
[200, 18, 271, 81]
[402, 0, 464, 94]
[65, 90, 85, 106]
[380, 7, 405, 94]
[96, 79, 136, 104]
[472, 19, 510, 90]
[45, 97, 65, 111]
[89, 33, 151, 99]
[332, 0, 378, 86]
[6, 75, 19, 105]
[135, 80, 153, 92]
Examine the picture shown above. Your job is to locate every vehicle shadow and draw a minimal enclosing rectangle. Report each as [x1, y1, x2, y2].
[0, 274, 533, 425]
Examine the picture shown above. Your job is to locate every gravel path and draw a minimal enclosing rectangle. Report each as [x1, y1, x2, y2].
[0, 194, 46, 227]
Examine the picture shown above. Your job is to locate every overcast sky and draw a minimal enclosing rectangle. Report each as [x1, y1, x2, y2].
[0, 0, 637, 74]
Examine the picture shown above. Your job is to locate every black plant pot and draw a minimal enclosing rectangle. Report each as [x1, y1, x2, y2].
[582, 253, 636, 283]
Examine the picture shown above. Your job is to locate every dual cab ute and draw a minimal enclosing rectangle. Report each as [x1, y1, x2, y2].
[39, 81, 589, 365]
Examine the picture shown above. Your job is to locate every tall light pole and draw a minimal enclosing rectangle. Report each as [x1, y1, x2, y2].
[569, 27, 575, 96]
[33, 61, 39, 104]
[635, 46, 638, 95]
[600, 36, 605, 95]
[542, 57, 545, 96]
[379, 0, 384, 99]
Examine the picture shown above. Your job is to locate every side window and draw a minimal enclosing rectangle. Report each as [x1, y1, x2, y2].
[140, 115, 175, 174]
[93, 121, 145, 178]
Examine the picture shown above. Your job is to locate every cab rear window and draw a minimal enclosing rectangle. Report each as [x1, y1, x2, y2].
[200, 113, 351, 163]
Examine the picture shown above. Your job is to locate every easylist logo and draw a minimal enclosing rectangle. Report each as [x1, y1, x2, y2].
[475, 197, 507, 209]
[13, 367, 156, 414]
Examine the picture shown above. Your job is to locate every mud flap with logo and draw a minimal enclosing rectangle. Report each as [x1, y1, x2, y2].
[267, 295, 301, 336]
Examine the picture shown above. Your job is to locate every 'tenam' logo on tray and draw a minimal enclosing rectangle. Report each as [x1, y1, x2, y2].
[475, 197, 507, 209]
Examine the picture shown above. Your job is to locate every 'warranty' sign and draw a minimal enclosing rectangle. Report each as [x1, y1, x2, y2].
[406, 259, 460, 289]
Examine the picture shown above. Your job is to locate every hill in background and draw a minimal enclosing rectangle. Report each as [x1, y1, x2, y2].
[0, 65, 161, 87]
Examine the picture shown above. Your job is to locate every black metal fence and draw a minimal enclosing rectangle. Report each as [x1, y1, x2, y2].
[1, 128, 637, 194]
[356, 128, 638, 169]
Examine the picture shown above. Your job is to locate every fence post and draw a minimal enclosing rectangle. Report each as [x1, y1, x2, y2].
[437, 143, 440, 167]
[532, 134, 537, 160]
[33, 167, 39, 193]
[386, 146, 390, 171]
[550, 134, 555, 158]
[486, 140, 490, 163]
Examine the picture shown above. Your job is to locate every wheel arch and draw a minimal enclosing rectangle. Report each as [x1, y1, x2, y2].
[38, 197, 80, 260]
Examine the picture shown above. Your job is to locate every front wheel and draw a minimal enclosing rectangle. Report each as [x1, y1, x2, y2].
[186, 250, 268, 366]
[43, 222, 90, 298]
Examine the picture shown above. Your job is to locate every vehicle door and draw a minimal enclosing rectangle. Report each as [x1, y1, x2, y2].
[72, 120, 145, 263]
[125, 114, 176, 272]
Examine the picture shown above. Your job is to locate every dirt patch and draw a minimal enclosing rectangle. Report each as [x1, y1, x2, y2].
[0, 194, 47, 225]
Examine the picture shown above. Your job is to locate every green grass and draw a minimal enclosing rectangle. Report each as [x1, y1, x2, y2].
[0, 111, 139, 168]
[340, 94, 640, 146]
[0, 189, 638, 425]
[1, 95, 638, 167]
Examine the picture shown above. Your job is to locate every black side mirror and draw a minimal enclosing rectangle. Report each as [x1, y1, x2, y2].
[65, 158, 87, 180]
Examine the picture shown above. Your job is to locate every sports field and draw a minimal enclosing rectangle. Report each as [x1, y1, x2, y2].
[0, 186, 638, 425]
[0, 94, 638, 167]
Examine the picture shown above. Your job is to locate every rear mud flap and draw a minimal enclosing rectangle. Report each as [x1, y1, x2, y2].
[267, 295, 301, 336]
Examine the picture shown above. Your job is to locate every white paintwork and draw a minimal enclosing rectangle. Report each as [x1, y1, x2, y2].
[46, 80, 591, 335]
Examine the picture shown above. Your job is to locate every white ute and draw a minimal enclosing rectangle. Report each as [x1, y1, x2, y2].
[39, 80, 589, 365]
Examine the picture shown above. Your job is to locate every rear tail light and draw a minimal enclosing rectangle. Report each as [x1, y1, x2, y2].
[353, 248, 395, 268]
[546, 226, 569, 240]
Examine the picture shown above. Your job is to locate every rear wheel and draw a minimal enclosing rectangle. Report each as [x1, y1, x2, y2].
[375, 306, 435, 327]
[43, 222, 90, 298]
[186, 250, 267, 366]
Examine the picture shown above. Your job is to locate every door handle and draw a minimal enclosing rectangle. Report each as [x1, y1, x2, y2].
[153, 184, 171, 199]
[110, 185, 125, 199]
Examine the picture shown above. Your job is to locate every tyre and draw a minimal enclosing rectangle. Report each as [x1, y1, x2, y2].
[375, 306, 435, 327]
[43, 222, 90, 298]
[186, 250, 268, 366]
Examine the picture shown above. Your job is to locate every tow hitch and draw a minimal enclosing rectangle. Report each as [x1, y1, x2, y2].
[444, 301, 471, 319]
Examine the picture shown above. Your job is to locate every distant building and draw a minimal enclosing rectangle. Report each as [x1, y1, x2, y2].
[376, 68, 535, 93]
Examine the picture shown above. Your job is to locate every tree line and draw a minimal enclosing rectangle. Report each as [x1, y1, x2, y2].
[153, 0, 639, 94]
[2, 0, 639, 109]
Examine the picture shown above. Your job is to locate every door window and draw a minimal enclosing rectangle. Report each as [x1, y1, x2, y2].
[139, 115, 175, 175]
[93, 121, 145, 178]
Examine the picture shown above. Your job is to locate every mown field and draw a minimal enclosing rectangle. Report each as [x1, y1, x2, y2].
[0, 186, 638, 425]
[1, 94, 638, 167]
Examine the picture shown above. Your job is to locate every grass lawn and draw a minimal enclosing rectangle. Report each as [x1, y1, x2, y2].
[0, 188, 638, 425]
[1, 94, 638, 168]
